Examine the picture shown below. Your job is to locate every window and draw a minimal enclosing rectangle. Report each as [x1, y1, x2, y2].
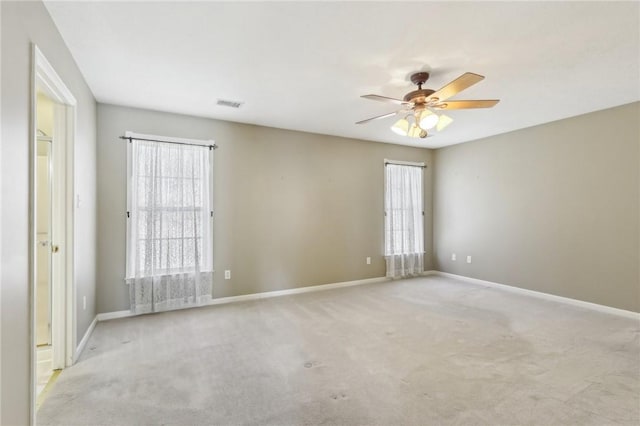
[384, 161, 424, 277]
[125, 133, 214, 313]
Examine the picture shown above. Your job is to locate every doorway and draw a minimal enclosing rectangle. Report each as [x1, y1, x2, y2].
[31, 45, 76, 422]
[35, 97, 54, 398]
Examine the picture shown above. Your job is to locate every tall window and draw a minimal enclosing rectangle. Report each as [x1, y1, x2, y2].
[384, 162, 424, 277]
[125, 134, 214, 313]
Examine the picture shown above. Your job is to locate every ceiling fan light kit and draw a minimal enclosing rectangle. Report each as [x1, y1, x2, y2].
[418, 109, 439, 130]
[357, 70, 499, 140]
[436, 114, 454, 132]
[407, 124, 427, 139]
[390, 117, 410, 136]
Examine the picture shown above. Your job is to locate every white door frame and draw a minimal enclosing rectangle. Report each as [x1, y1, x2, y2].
[30, 44, 76, 423]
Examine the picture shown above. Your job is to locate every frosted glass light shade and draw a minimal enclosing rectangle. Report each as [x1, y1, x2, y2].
[407, 124, 422, 138]
[418, 110, 439, 130]
[436, 114, 453, 131]
[391, 118, 409, 136]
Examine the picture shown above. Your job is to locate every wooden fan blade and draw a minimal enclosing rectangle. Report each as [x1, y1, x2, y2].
[356, 111, 400, 124]
[361, 94, 412, 106]
[427, 72, 485, 103]
[433, 100, 500, 110]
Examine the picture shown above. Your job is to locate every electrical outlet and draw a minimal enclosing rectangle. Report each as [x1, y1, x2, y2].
[366, 257, 371, 265]
[83, 296, 86, 310]
[467, 256, 472, 264]
[224, 270, 231, 280]
[451, 253, 456, 261]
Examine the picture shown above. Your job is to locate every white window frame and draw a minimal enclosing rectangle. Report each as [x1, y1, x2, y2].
[125, 132, 215, 280]
[383, 159, 425, 256]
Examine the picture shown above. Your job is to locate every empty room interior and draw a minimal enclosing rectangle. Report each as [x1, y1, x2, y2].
[1, 1, 639, 425]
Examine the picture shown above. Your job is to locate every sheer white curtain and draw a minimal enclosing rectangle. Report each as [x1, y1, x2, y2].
[126, 139, 213, 314]
[385, 163, 424, 278]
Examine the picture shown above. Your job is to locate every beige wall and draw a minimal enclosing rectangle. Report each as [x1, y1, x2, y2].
[1, 1, 97, 423]
[433, 102, 640, 312]
[96, 104, 433, 313]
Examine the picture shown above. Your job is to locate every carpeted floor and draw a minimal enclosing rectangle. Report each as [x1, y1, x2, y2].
[37, 275, 639, 425]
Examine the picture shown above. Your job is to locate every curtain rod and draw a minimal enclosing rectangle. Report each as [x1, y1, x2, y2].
[119, 136, 217, 150]
[384, 161, 426, 169]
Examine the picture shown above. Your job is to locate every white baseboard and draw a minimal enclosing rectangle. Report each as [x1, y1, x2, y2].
[427, 270, 639, 320]
[96, 276, 390, 322]
[96, 309, 135, 322]
[74, 316, 97, 361]
[208, 276, 389, 305]
[95, 272, 639, 324]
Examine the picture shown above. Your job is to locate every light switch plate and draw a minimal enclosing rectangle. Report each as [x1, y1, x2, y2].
[224, 270, 231, 280]
[467, 256, 472, 264]
[451, 253, 456, 261]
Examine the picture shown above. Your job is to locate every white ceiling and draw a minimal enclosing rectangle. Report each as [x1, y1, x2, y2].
[44, 1, 640, 148]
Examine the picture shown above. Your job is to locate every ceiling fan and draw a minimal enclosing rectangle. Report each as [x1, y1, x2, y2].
[356, 71, 499, 138]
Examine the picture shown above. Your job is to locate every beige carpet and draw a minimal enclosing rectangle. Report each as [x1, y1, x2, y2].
[37, 276, 639, 425]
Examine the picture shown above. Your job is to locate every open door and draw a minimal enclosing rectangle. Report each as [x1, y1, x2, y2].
[31, 45, 76, 422]
[35, 120, 53, 399]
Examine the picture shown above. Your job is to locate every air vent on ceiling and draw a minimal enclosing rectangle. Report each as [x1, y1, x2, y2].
[216, 99, 243, 108]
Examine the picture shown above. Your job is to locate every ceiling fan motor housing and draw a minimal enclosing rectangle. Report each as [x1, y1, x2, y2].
[405, 72, 438, 104]
[403, 89, 436, 103]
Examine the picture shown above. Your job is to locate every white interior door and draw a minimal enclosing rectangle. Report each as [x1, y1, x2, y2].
[35, 136, 53, 347]
[50, 102, 68, 370]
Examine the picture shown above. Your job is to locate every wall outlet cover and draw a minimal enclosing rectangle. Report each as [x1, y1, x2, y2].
[467, 256, 472, 264]
[451, 253, 456, 261]
[224, 270, 231, 279]
[366, 257, 371, 265]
